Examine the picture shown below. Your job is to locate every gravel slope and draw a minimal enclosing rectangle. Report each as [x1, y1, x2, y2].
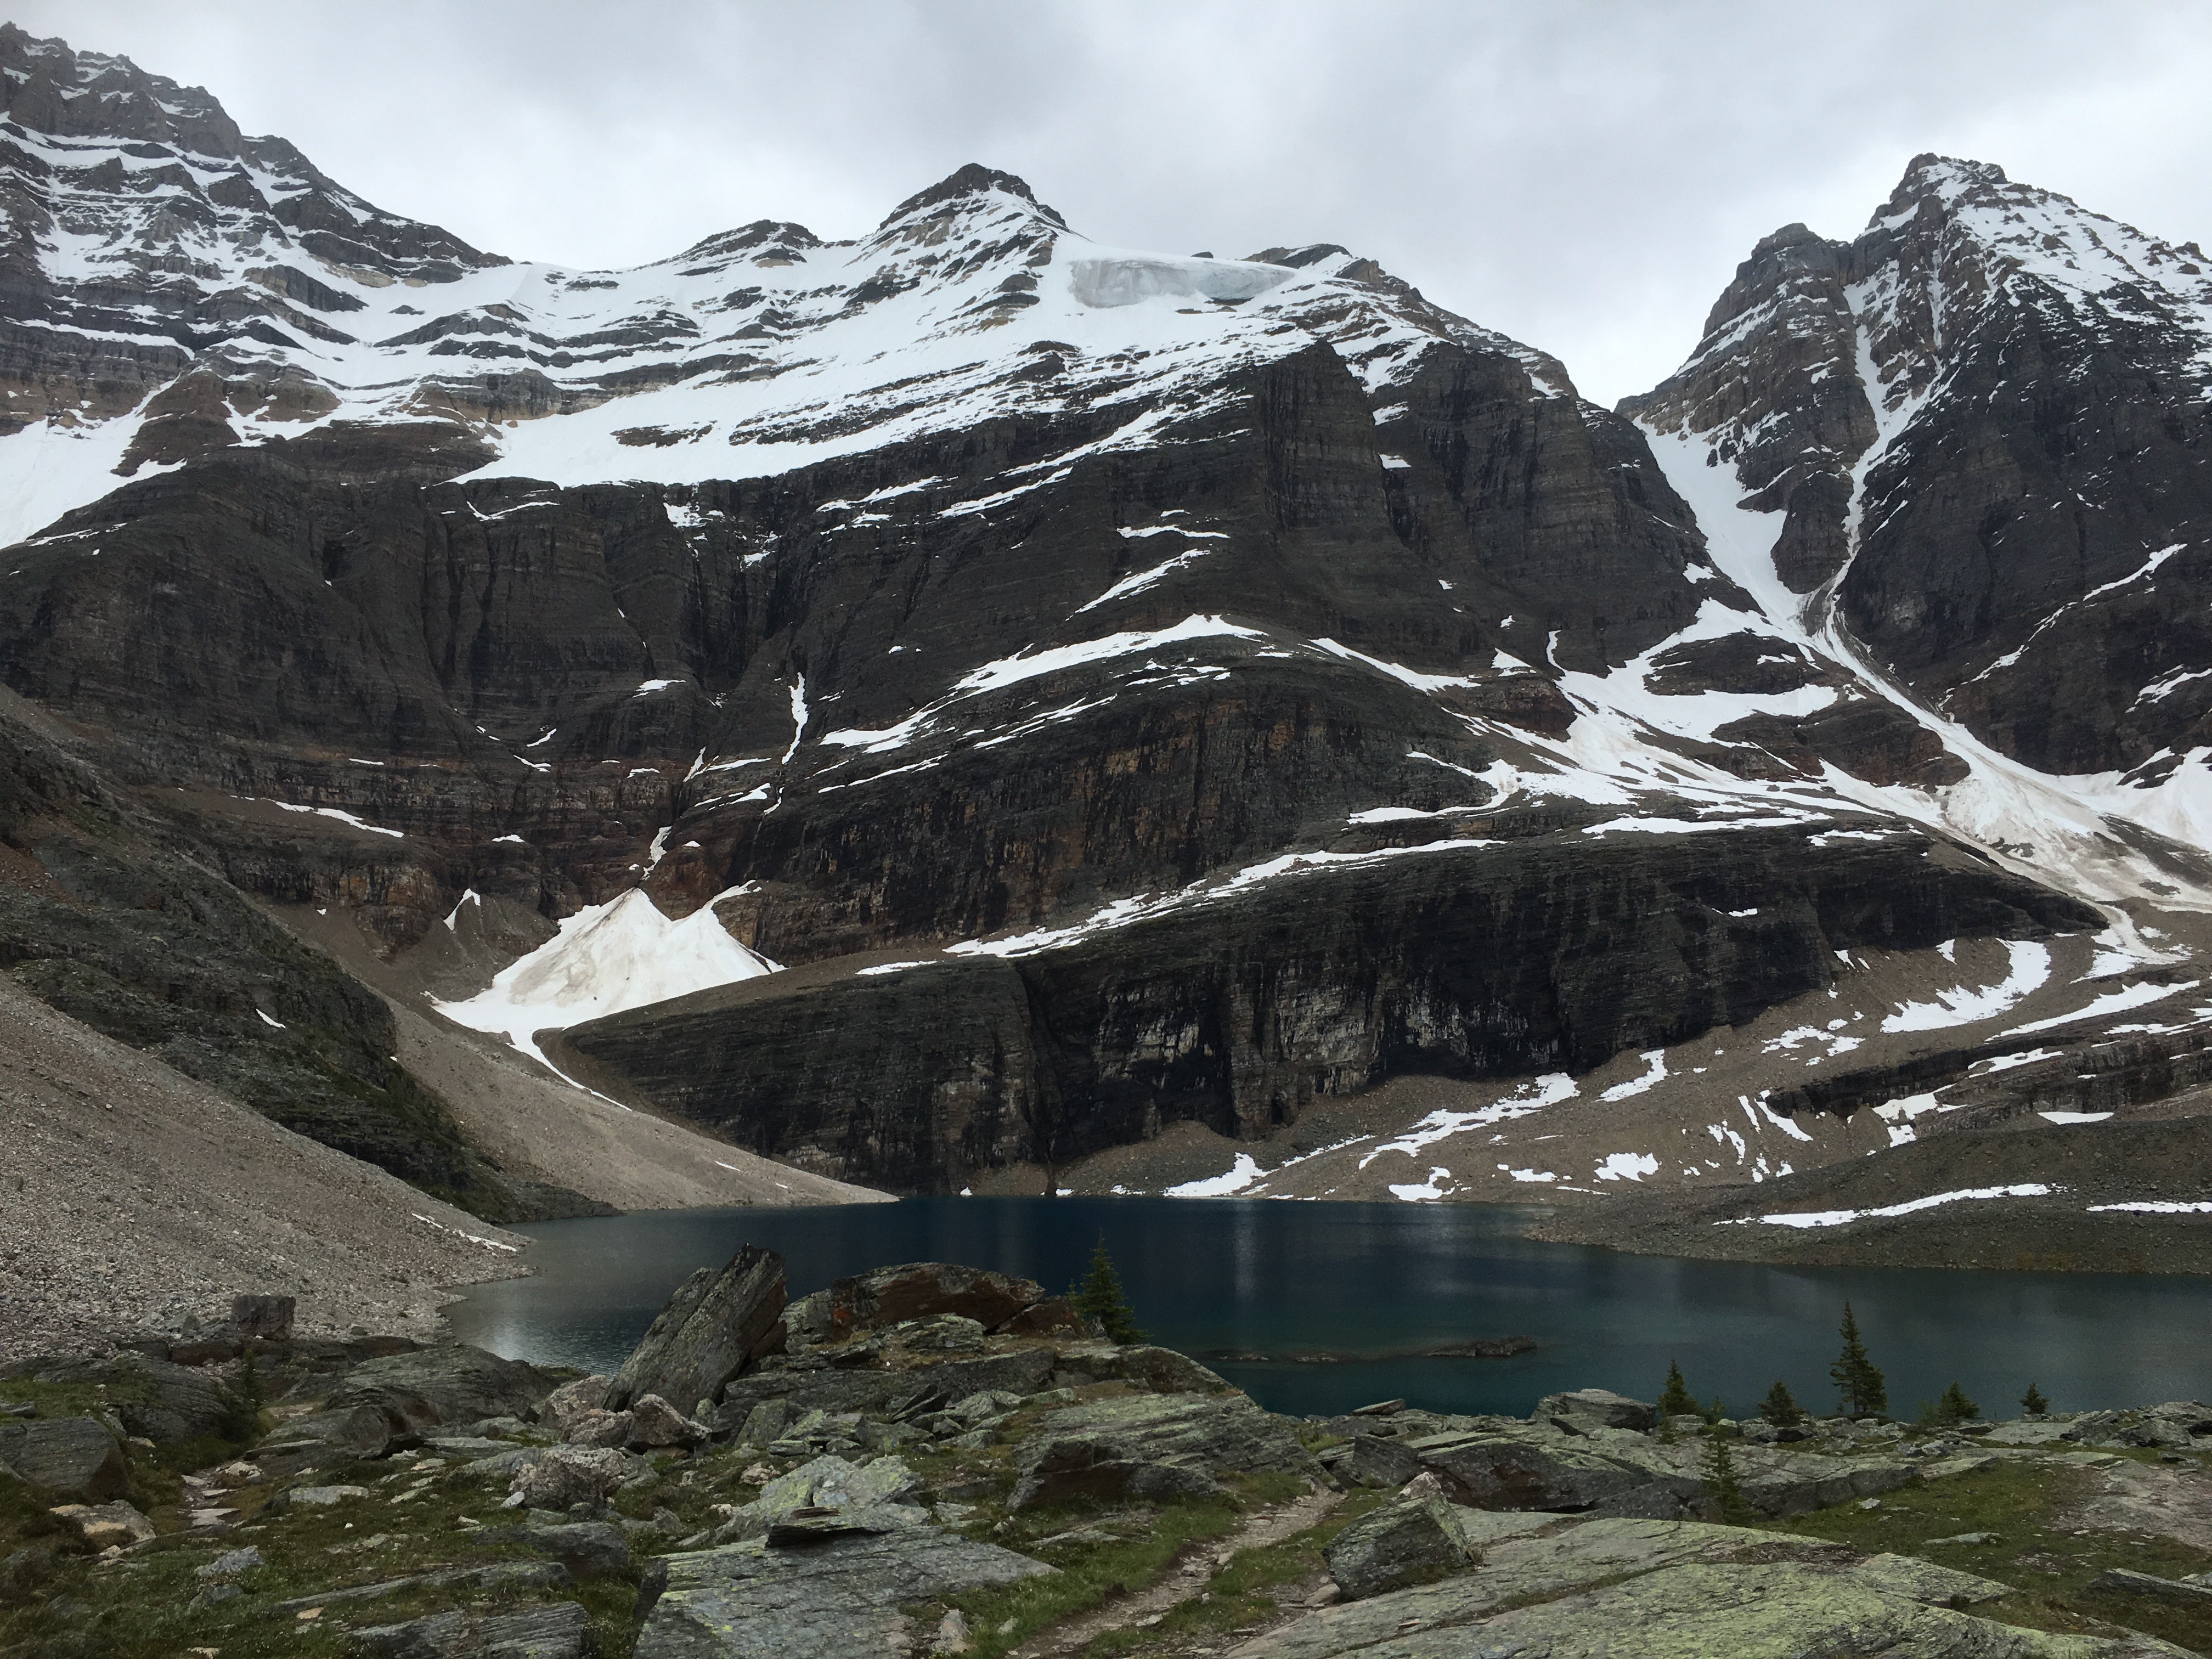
[0, 974, 530, 1362]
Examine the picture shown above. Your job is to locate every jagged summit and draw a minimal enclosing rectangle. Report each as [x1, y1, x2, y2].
[878, 162, 1066, 230]
[1623, 148, 2212, 874]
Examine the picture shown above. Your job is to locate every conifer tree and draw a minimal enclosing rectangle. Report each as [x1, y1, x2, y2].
[1702, 1421, 1756, 1524]
[1070, 1234, 1144, 1345]
[1657, 1359, 1697, 1419]
[1759, 1380, 1805, 1427]
[1829, 1302, 1887, 1417]
[2021, 1381, 2049, 1415]
[1934, 1381, 1980, 1425]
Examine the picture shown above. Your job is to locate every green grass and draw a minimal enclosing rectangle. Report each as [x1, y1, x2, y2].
[1087, 1486, 1386, 1657]
[1758, 1452, 2212, 1652]
[0, 1439, 676, 1659]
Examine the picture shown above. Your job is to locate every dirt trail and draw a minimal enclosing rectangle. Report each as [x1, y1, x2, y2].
[1008, 1484, 1344, 1658]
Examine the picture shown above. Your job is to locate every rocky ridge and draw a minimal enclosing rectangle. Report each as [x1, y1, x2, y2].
[7, 1252, 2212, 1656]
[3, 19, 2212, 1241]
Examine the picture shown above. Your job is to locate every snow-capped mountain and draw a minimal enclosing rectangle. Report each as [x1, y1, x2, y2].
[5, 22, 2210, 1246]
[1627, 155, 2212, 792]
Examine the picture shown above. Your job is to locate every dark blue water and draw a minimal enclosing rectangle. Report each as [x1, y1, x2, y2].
[445, 1198, 2212, 1420]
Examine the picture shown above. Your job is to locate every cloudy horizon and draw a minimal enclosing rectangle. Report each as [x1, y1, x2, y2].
[12, 0, 2209, 405]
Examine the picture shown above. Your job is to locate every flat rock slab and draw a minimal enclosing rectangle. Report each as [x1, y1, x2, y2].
[2089, 1566, 2212, 1607]
[351, 1599, 594, 1659]
[714, 1345, 1056, 1424]
[1235, 1522, 2084, 1659]
[636, 1525, 1052, 1658]
[1023, 1391, 1320, 1477]
[1405, 1559, 2185, 1659]
[1235, 1519, 1846, 1658]
[274, 1559, 571, 1615]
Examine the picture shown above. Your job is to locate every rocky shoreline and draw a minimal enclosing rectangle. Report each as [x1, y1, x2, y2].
[7, 1253, 2212, 1656]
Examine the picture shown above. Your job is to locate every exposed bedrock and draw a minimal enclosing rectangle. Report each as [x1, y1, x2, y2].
[0, 331, 1714, 962]
[563, 826, 2095, 1192]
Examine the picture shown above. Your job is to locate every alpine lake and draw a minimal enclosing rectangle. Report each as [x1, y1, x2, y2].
[445, 1196, 2211, 1420]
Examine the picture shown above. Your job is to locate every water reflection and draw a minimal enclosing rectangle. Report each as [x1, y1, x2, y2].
[444, 1197, 2211, 1420]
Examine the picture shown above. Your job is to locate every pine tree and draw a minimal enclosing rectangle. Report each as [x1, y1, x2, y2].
[1934, 1381, 1980, 1425]
[1829, 1302, 1887, 1418]
[1657, 1360, 1697, 1419]
[2021, 1381, 2049, 1416]
[1702, 1421, 1756, 1524]
[1070, 1235, 1143, 1345]
[1759, 1380, 1805, 1427]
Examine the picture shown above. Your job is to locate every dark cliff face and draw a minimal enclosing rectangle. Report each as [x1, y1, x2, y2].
[1626, 155, 2212, 777]
[565, 822, 2094, 1192]
[0, 33, 2180, 1211]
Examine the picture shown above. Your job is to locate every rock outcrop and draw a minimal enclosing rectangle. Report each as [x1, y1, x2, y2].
[604, 1245, 789, 1414]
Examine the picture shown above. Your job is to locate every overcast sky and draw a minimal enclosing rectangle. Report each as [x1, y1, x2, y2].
[18, 1, 2211, 404]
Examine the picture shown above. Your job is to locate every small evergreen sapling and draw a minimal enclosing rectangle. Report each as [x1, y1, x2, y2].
[1657, 1360, 1697, 1419]
[1070, 1235, 1144, 1345]
[1829, 1302, 1887, 1418]
[1702, 1421, 1756, 1524]
[1934, 1381, 1980, 1426]
[2021, 1382, 2049, 1415]
[1759, 1381, 1805, 1427]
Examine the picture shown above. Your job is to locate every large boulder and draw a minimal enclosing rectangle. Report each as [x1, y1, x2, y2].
[230, 1294, 296, 1340]
[119, 1358, 233, 1443]
[1007, 1437, 1225, 1511]
[1, 1353, 233, 1445]
[1006, 1392, 1319, 1511]
[1396, 1427, 1667, 1512]
[712, 1453, 929, 1544]
[539, 1375, 613, 1440]
[783, 1263, 1043, 1348]
[330, 1344, 554, 1434]
[0, 1418, 129, 1499]
[509, 1446, 632, 1511]
[606, 1245, 788, 1413]
[1538, 1389, 1658, 1434]
[1324, 1475, 1477, 1598]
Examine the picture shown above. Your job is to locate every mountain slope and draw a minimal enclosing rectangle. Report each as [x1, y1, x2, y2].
[2, 28, 2208, 1232]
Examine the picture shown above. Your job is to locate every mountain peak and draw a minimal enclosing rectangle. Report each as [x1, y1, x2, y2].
[877, 163, 1068, 233]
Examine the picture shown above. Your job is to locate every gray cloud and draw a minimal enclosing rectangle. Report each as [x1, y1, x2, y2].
[15, 0, 2210, 403]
